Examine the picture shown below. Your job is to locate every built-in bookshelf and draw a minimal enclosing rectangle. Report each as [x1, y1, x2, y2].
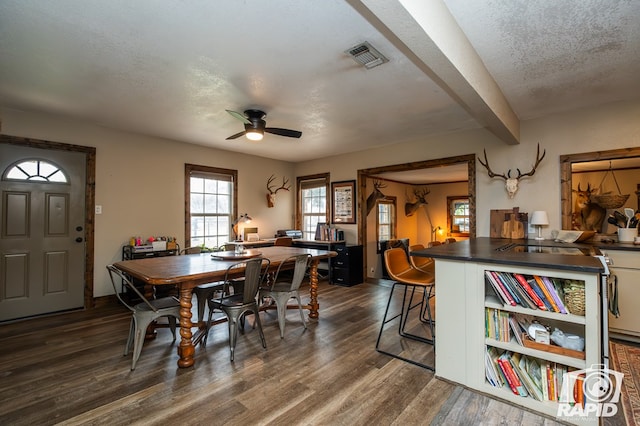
[434, 259, 601, 425]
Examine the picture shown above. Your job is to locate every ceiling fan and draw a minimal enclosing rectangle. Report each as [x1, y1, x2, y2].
[225, 109, 302, 141]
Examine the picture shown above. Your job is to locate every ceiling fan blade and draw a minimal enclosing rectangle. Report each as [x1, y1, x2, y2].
[226, 130, 247, 140]
[265, 127, 302, 138]
[226, 110, 251, 125]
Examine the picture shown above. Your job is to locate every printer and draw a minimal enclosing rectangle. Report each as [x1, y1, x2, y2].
[275, 229, 303, 239]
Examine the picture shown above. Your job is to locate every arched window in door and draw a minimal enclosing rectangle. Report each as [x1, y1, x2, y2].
[3, 159, 68, 183]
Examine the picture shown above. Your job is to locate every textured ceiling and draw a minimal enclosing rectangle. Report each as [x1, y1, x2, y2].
[1, 0, 638, 168]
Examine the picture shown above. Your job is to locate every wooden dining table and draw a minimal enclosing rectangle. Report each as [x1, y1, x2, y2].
[113, 245, 337, 368]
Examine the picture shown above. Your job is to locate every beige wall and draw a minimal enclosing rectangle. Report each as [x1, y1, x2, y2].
[296, 99, 640, 237]
[2, 99, 639, 296]
[2, 108, 296, 297]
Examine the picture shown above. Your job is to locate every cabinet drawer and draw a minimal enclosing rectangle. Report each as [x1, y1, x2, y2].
[606, 250, 639, 269]
[331, 268, 362, 286]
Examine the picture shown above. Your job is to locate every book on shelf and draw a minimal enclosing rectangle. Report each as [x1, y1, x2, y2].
[493, 271, 521, 306]
[526, 276, 555, 311]
[485, 307, 511, 342]
[523, 356, 544, 399]
[502, 272, 537, 310]
[534, 275, 560, 313]
[498, 352, 528, 397]
[314, 223, 342, 241]
[485, 271, 516, 306]
[541, 276, 568, 314]
[508, 315, 525, 346]
[513, 273, 547, 310]
[512, 353, 543, 401]
[485, 347, 504, 388]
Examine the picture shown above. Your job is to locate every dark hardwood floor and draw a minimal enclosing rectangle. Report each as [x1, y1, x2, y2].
[0, 279, 629, 425]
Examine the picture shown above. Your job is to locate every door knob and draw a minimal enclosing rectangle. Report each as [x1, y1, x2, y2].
[75, 237, 83, 243]
[76, 226, 83, 232]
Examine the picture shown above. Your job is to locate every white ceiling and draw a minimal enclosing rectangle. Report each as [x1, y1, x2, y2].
[1, 0, 639, 169]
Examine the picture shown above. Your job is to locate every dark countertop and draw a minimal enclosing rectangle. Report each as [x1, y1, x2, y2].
[411, 237, 607, 273]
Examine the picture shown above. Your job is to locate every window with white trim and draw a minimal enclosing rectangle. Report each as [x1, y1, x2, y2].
[185, 164, 237, 250]
[447, 195, 470, 236]
[297, 174, 329, 240]
[377, 197, 396, 243]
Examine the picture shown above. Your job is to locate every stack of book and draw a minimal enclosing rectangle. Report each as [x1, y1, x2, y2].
[485, 348, 582, 404]
[484, 270, 578, 314]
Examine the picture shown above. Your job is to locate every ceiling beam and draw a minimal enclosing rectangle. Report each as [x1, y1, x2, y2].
[347, 0, 520, 145]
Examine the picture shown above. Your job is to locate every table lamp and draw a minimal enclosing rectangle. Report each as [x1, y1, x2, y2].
[530, 211, 549, 241]
[232, 213, 252, 241]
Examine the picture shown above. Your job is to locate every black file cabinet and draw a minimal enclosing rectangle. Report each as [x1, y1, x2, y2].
[331, 244, 363, 286]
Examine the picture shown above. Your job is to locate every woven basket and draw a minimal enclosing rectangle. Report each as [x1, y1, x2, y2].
[592, 193, 630, 209]
[563, 281, 585, 316]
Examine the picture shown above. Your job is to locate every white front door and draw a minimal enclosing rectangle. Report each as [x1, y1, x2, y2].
[0, 144, 86, 321]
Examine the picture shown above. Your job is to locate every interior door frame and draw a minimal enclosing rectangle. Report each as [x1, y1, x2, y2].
[560, 146, 640, 229]
[357, 154, 476, 279]
[1, 134, 96, 310]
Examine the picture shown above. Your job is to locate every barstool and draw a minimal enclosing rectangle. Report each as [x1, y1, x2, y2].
[376, 247, 435, 370]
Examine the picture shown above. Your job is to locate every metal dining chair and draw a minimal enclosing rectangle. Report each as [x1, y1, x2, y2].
[259, 254, 311, 338]
[106, 264, 181, 370]
[203, 257, 271, 361]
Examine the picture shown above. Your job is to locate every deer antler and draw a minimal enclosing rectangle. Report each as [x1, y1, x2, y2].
[373, 179, 387, 190]
[478, 149, 508, 180]
[515, 143, 546, 178]
[414, 186, 430, 200]
[267, 175, 290, 194]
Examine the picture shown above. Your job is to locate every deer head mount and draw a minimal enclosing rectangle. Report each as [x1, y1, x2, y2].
[572, 183, 606, 231]
[478, 143, 546, 198]
[366, 179, 387, 216]
[266, 174, 290, 208]
[405, 186, 430, 217]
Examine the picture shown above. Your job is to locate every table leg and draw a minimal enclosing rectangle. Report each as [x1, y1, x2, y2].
[308, 260, 319, 319]
[177, 286, 195, 368]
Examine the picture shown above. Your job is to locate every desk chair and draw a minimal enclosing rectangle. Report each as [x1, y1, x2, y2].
[204, 257, 271, 361]
[259, 254, 311, 338]
[274, 236, 293, 246]
[376, 247, 435, 370]
[106, 265, 181, 370]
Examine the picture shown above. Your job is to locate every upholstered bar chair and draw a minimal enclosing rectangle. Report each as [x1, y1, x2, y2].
[408, 244, 434, 274]
[106, 265, 181, 370]
[204, 257, 270, 361]
[259, 253, 311, 338]
[376, 247, 435, 370]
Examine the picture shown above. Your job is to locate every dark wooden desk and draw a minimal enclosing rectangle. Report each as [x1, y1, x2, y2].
[113, 246, 336, 368]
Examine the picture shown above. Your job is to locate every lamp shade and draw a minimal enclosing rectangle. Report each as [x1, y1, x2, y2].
[530, 210, 549, 226]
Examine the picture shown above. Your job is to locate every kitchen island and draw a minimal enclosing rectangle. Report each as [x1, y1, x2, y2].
[412, 237, 605, 424]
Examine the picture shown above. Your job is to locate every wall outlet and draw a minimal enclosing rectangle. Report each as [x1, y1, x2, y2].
[370, 267, 374, 274]
[95, 205, 102, 214]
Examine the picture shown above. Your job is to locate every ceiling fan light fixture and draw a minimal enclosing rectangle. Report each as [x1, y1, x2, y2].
[246, 129, 264, 141]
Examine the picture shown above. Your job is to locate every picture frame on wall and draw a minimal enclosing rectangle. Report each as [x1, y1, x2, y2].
[332, 180, 356, 224]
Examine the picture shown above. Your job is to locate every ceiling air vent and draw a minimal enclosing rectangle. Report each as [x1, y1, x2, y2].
[346, 41, 388, 69]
